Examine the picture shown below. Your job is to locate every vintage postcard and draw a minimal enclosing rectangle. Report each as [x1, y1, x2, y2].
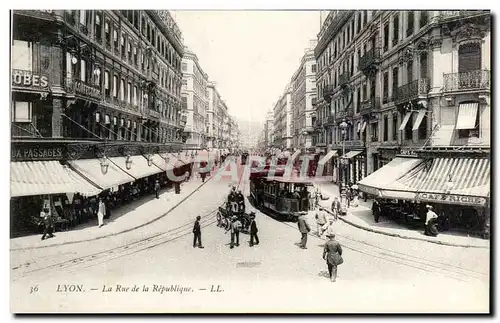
[9, 9, 490, 313]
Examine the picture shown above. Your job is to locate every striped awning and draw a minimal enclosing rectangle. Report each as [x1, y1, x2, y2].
[109, 155, 163, 179]
[150, 153, 174, 171]
[341, 150, 363, 159]
[393, 157, 490, 199]
[68, 158, 135, 190]
[456, 102, 479, 130]
[412, 110, 427, 131]
[357, 157, 424, 196]
[290, 149, 301, 164]
[318, 150, 338, 167]
[162, 153, 186, 169]
[399, 112, 412, 131]
[11, 161, 101, 197]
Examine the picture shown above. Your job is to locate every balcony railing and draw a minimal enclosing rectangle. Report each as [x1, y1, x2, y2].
[360, 96, 381, 114]
[339, 73, 349, 87]
[438, 10, 488, 20]
[393, 78, 430, 105]
[359, 47, 381, 74]
[324, 115, 336, 126]
[323, 84, 334, 102]
[443, 70, 490, 92]
[64, 77, 102, 100]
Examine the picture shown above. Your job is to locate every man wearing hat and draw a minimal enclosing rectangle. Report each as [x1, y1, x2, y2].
[323, 233, 343, 282]
[249, 212, 259, 247]
[424, 205, 439, 236]
[226, 215, 242, 249]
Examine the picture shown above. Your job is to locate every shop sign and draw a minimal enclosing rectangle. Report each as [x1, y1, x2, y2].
[12, 71, 49, 89]
[400, 149, 418, 157]
[416, 192, 487, 206]
[73, 80, 101, 100]
[12, 147, 64, 160]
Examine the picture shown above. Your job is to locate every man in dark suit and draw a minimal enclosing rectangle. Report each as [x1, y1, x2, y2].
[192, 216, 204, 248]
[249, 212, 259, 247]
[297, 212, 311, 249]
[41, 208, 54, 240]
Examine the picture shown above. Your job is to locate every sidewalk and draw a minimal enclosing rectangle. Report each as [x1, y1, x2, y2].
[10, 179, 209, 251]
[313, 182, 489, 249]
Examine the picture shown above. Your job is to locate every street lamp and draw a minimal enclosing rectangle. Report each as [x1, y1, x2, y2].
[100, 156, 109, 175]
[125, 154, 133, 170]
[339, 119, 350, 193]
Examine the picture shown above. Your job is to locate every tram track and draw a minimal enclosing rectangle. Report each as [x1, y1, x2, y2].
[236, 175, 488, 284]
[276, 215, 488, 283]
[12, 157, 246, 281]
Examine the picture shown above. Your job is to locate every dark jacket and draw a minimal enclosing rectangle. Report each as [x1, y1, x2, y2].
[193, 220, 201, 234]
[297, 215, 311, 233]
[323, 239, 343, 265]
[250, 219, 258, 234]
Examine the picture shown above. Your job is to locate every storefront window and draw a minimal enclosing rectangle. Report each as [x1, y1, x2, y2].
[12, 101, 32, 123]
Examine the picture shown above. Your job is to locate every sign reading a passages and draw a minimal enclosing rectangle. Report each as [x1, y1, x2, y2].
[416, 192, 487, 206]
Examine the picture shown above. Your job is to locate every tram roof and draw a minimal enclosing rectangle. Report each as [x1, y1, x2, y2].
[264, 177, 314, 185]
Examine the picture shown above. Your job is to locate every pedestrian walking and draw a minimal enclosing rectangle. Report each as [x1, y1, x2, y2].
[226, 216, 242, 249]
[322, 233, 343, 282]
[154, 179, 160, 199]
[297, 212, 311, 249]
[97, 197, 106, 228]
[249, 212, 259, 247]
[372, 198, 381, 223]
[331, 197, 341, 220]
[40, 208, 54, 240]
[424, 205, 439, 236]
[192, 215, 204, 248]
[315, 207, 327, 236]
[321, 217, 336, 238]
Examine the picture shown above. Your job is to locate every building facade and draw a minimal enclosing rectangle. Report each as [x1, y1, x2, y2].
[265, 110, 274, 148]
[181, 47, 209, 148]
[272, 83, 293, 150]
[12, 10, 185, 146]
[11, 10, 193, 235]
[291, 40, 317, 150]
[314, 10, 490, 186]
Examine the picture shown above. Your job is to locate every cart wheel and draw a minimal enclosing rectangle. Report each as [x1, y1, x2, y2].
[223, 218, 230, 230]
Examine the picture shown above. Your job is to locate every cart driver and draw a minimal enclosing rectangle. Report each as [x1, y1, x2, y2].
[228, 186, 237, 203]
[236, 190, 245, 213]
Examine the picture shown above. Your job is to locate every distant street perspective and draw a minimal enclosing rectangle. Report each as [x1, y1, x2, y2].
[10, 9, 490, 313]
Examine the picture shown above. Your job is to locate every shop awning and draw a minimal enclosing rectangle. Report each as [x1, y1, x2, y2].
[11, 161, 101, 197]
[68, 158, 135, 190]
[395, 157, 490, 199]
[318, 150, 338, 166]
[290, 149, 301, 164]
[361, 121, 367, 133]
[109, 155, 163, 179]
[161, 153, 186, 169]
[150, 153, 174, 171]
[412, 110, 427, 131]
[341, 150, 363, 159]
[456, 102, 479, 130]
[357, 157, 424, 196]
[399, 112, 412, 131]
[431, 125, 455, 146]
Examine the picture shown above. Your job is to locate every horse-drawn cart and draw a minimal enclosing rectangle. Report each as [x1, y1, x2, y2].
[216, 200, 251, 233]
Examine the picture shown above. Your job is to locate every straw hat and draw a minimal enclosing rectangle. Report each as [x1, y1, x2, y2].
[426, 205, 433, 209]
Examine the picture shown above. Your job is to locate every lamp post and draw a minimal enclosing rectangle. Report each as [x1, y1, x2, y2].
[339, 119, 349, 194]
[446, 174, 454, 194]
[125, 154, 132, 170]
[100, 156, 109, 175]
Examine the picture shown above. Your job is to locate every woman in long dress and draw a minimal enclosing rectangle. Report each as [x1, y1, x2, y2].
[97, 198, 106, 228]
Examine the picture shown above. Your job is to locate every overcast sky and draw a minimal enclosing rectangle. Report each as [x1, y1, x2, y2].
[172, 11, 320, 125]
